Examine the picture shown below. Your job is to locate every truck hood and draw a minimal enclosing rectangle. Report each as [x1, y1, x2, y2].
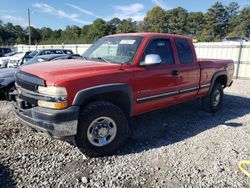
[20, 59, 122, 85]
[0, 56, 10, 61]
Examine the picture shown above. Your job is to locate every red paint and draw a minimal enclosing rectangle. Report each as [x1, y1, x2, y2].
[20, 33, 234, 116]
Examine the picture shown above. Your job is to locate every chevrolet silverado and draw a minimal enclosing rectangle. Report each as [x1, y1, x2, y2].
[13, 33, 234, 157]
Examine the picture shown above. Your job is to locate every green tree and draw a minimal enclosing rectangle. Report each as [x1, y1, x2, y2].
[226, 2, 240, 18]
[166, 7, 188, 34]
[201, 2, 229, 41]
[116, 19, 137, 33]
[51, 29, 62, 43]
[226, 2, 240, 34]
[86, 19, 108, 43]
[15, 25, 26, 44]
[229, 7, 250, 37]
[80, 25, 90, 43]
[61, 25, 81, 43]
[136, 21, 144, 32]
[143, 6, 169, 33]
[3, 23, 16, 44]
[0, 20, 4, 44]
[40, 27, 53, 41]
[29, 26, 41, 44]
[107, 18, 121, 34]
[187, 12, 204, 38]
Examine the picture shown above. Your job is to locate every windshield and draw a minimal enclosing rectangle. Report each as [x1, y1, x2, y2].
[23, 57, 48, 66]
[83, 36, 143, 64]
[28, 50, 39, 58]
[5, 52, 17, 56]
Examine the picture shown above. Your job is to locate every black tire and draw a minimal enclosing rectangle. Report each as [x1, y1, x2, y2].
[76, 101, 129, 157]
[202, 83, 224, 113]
[5, 84, 15, 101]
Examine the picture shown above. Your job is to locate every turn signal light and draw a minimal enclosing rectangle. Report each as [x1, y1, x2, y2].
[38, 100, 68, 109]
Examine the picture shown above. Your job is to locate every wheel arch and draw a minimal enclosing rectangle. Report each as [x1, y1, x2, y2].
[209, 71, 228, 94]
[72, 83, 134, 117]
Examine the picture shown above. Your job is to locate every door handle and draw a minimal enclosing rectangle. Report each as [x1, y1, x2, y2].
[172, 70, 180, 76]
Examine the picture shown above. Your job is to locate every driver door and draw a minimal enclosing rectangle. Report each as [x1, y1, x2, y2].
[134, 38, 180, 114]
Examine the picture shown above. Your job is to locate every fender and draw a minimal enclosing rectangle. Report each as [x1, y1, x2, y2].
[0, 77, 15, 87]
[72, 83, 134, 116]
[208, 70, 228, 94]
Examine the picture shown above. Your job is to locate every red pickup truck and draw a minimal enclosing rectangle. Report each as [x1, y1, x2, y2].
[13, 33, 234, 157]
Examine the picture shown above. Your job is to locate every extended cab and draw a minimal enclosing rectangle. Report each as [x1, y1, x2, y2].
[13, 33, 234, 157]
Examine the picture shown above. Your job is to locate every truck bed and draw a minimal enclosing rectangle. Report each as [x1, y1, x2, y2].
[198, 58, 234, 89]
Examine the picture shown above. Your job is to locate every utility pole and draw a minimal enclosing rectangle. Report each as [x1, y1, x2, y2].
[28, 8, 31, 47]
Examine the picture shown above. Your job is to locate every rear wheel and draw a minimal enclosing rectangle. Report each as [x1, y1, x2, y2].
[76, 101, 129, 157]
[202, 83, 224, 113]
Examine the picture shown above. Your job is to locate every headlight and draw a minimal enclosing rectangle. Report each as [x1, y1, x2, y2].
[0, 59, 8, 66]
[37, 86, 68, 109]
[37, 86, 67, 96]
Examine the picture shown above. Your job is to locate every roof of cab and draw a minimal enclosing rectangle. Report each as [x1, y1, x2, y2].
[36, 49, 73, 51]
[107, 32, 191, 39]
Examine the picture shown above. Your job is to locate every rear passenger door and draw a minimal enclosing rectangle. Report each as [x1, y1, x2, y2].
[174, 38, 199, 102]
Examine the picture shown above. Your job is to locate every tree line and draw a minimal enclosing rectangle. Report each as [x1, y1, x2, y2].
[0, 1, 249, 45]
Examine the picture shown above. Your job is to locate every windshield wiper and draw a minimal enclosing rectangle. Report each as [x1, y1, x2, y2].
[82, 56, 88, 61]
[97, 57, 112, 63]
[89, 57, 112, 64]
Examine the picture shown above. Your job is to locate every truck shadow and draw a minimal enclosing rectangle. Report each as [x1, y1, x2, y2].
[0, 163, 16, 188]
[119, 94, 250, 155]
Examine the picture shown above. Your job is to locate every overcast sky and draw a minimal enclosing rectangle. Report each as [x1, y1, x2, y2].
[0, 0, 249, 29]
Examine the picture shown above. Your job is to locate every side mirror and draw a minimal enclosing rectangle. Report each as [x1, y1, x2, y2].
[141, 54, 161, 66]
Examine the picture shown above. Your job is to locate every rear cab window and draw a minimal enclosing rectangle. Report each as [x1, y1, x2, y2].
[174, 38, 194, 64]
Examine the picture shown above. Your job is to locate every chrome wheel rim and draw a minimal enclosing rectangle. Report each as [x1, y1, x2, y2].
[212, 90, 221, 107]
[87, 117, 117, 147]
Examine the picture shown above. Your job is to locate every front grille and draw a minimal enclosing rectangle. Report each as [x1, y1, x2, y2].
[15, 71, 45, 107]
[16, 78, 37, 91]
[19, 94, 38, 106]
[15, 71, 45, 92]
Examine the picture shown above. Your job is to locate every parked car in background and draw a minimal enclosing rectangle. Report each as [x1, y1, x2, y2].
[25, 49, 74, 61]
[222, 36, 249, 42]
[2, 52, 18, 57]
[0, 53, 82, 100]
[7, 51, 32, 68]
[0, 52, 25, 68]
[0, 47, 11, 57]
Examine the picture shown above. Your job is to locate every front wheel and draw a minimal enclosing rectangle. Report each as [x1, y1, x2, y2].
[5, 84, 15, 101]
[202, 83, 224, 113]
[76, 101, 129, 157]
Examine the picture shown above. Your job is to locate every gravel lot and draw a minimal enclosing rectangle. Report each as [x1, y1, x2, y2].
[0, 79, 250, 188]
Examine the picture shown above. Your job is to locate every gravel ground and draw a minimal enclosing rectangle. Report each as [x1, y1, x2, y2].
[0, 79, 250, 188]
